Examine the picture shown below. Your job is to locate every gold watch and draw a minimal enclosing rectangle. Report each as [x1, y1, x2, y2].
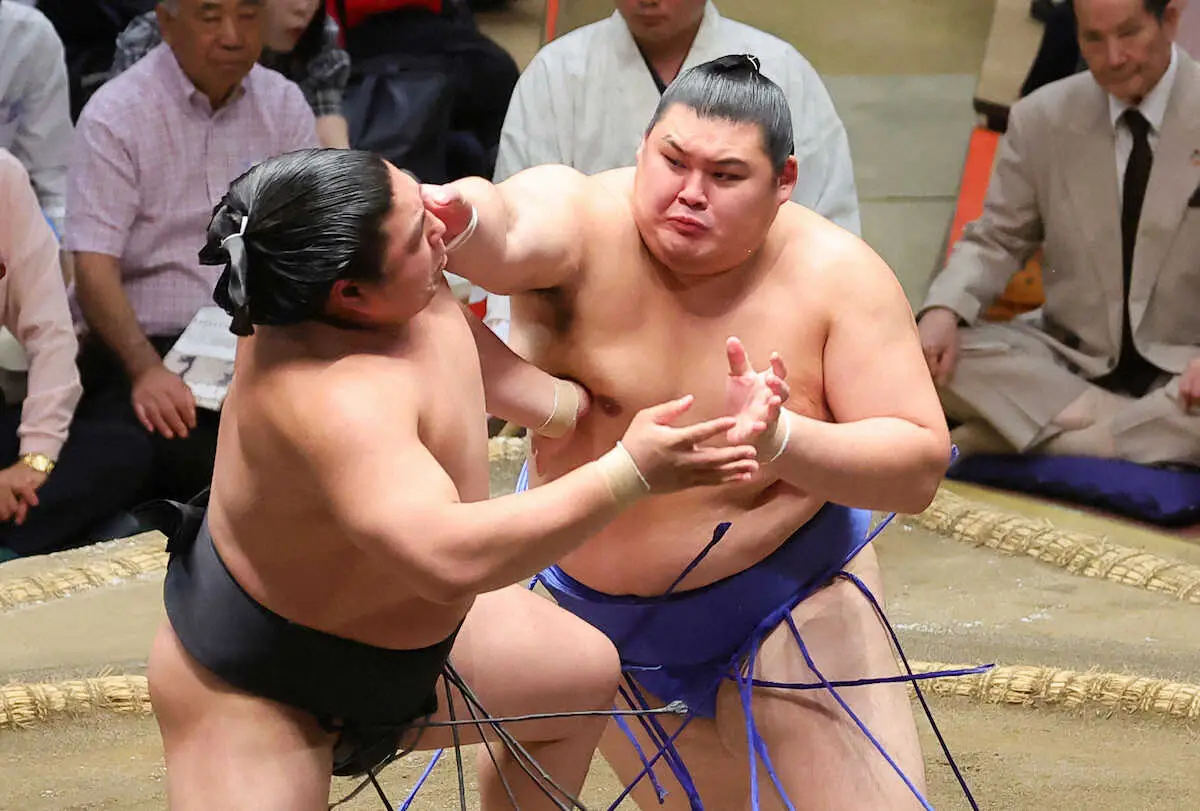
[19, 453, 55, 475]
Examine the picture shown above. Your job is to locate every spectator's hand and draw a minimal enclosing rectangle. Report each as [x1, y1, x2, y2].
[1179, 357, 1200, 413]
[132, 364, 197, 439]
[724, 336, 789, 444]
[0, 462, 46, 525]
[918, 308, 962, 385]
[420, 184, 475, 244]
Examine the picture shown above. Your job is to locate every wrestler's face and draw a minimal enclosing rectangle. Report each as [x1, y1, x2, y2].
[352, 165, 448, 324]
[1076, 0, 1177, 105]
[262, 0, 320, 52]
[633, 104, 796, 276]
[158, 0, 264, 106]
[615, 0, 706, 47]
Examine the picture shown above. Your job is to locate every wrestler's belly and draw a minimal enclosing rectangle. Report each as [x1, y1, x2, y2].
[556, 478, 827, 596]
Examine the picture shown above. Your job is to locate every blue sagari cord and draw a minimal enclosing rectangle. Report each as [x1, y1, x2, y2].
[396, 454, 985, 810]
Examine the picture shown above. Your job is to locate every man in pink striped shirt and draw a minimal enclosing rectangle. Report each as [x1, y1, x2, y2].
[0, 149, 151, 560]
[66, 0, 318, 503]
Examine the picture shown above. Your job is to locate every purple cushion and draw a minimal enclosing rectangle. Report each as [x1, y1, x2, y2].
[948, 454, 1200, 527]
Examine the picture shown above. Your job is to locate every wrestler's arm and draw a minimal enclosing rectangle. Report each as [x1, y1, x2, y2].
[464, 305, 584, 434]
[431, 165, 588, 294]
[767, 243, 952, 515]
[299, 361, 750, 603]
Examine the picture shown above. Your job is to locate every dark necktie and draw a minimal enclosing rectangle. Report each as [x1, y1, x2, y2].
[1102, 108, 1161, 396]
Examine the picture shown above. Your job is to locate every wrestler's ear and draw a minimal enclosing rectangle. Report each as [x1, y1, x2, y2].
[327, 279, 370, 319]
[776, 156, 798, 206]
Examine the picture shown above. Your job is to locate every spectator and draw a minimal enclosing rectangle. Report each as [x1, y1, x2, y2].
[482, 0, 859, 339]
[918, 0, 1199, 466]
[0, 149, 151, 560]
[0, 0, 72, 233]
[66, 0, 319, 503]
[494, 0, 858, 232]
[111, 0, 351, 147]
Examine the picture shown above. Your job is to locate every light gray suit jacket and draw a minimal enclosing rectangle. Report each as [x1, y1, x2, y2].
[924, 52, 1200, 379]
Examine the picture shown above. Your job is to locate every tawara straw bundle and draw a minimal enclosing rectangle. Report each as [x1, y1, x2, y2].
[912, 490, 1200, 603]
[3, 664, 1197, 732]
[0, 535, 167, 612]
[0, 674, 153, 730]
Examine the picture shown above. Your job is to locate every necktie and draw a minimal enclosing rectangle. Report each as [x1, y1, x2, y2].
[1103, 108, 1160, 396]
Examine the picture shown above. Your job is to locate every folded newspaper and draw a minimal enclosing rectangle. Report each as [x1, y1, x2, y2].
[162, 307, 237, 411]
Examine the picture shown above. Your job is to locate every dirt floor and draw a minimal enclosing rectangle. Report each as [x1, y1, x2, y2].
[2, 509, 1198, 810]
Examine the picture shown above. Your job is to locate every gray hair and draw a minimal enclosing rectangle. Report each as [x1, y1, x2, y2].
[158, 0, 180, 14]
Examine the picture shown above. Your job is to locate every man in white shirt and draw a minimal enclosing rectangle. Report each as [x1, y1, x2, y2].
[918, 0, 1200, 466]
[0, 0, 71, 234]
[476, 0, 859, 341]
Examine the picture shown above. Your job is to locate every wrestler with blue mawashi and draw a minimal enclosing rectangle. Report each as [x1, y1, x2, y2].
[433, 54, 985, 809]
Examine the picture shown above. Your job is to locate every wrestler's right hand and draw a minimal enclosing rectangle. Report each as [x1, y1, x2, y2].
[132, 363, 198, 440]
[618, 395, 759, 492]
[420, 183, 474, 244]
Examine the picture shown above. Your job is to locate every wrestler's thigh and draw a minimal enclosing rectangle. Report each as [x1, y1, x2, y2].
[597, 709, 744, 811]
[147, 621, 336, 811]
[718, 547, 927, 810]
[416, 584, 621, 751]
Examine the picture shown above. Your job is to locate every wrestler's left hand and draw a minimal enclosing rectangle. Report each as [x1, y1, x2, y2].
[724, 336, 789, 444]
[531, 380, 592, 476]
[1179, 357, 1200, 413]
[420, 183, 474, 244]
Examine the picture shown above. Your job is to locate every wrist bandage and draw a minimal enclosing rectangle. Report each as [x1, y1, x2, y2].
[760, 411, 792, 464]
[445, 204, 478, 253]
[594, 441, 651, 506]
[533, 379, 580, 439]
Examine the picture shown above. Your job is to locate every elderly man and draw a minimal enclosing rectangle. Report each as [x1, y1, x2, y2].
[431, 56, 951, 809]
[110, 0, 351, 148]
[0, 150, 150, 560]
[476, 0, 859, 340]
[0, 0, 72, 233]
[66, 0, 318, 503]
[919, 0, 1200, 466]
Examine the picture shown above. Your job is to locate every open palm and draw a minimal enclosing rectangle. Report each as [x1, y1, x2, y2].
[724, 337, 790, 444]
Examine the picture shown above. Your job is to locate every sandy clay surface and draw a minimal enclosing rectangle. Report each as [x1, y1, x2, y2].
[2, 500, 1198, 810]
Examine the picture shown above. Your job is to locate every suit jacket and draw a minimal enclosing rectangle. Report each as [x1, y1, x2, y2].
[923, 51, 1200, 378]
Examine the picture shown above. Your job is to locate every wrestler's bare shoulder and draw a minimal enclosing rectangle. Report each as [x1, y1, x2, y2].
[772, 203, 905, 297]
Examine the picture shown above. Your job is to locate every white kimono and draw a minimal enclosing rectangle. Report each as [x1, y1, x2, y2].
[473, 3, 860, 336]
[494, 2, 859, 232]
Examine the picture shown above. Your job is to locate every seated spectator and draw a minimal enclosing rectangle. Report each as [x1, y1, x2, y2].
[494, 0, 858, 230]
[0, 149, 151, 561]
[111, 0, 351, 147]
[918, 0, 1199, 467]
[66, 0, 319, 504]
[481, 0, 859, 337]
[330, 0, 518, 180]
[0, 0, 72, 234]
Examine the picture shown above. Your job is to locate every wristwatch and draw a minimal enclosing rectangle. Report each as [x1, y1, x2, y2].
[19, 453, 55, 475]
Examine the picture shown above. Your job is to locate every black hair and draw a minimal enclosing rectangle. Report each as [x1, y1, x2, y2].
[644, 54, 794, 174]
[201, 148, 394, 336]
[1143, 0, 1169, 20]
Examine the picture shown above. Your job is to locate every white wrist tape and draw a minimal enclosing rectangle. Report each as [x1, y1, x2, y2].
[594, 441, 651, 506]
[533, 379, 580, 439]
[445, 204, 479, 253]
[761, 411, 792, 464]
